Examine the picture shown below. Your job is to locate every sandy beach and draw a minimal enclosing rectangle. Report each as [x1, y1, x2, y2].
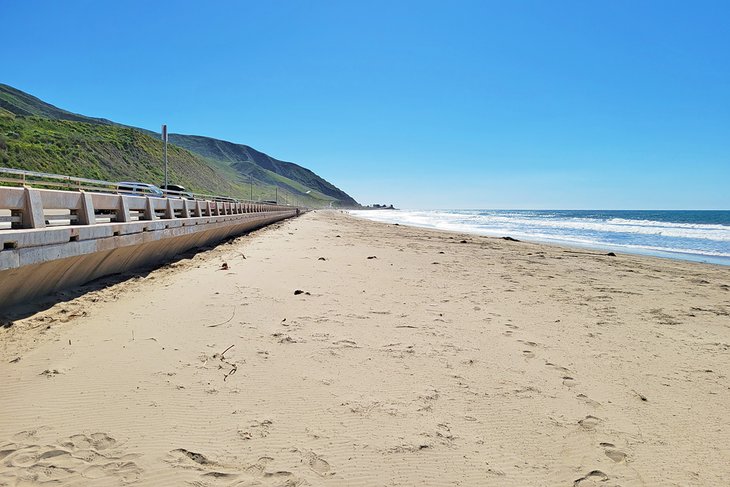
[1, 210, 728, 486]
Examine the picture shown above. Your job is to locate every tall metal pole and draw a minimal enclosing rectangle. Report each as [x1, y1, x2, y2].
[250, 175, 253, 201]
[162, 124, 168, 190]
[275, 186, 278, 204]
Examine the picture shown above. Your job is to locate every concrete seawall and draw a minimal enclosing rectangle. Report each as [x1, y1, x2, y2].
[0, 187, 300, 308]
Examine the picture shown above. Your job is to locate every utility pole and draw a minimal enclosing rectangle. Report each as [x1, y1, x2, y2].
[249, 175, 253, 201]
[162, 124, 168, 190]
[275, 186, 278, 204]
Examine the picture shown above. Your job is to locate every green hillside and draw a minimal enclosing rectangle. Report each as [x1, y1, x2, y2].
[168, 134, 357, 206]
[0, 111, 339, 205]
[0, 83, 358, 207]
[0, 83, 114, 125]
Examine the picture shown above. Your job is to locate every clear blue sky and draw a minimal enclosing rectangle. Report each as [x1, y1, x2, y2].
[2, 0, 728, 209]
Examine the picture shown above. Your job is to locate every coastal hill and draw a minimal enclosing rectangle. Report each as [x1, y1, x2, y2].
[0, 83, 357, 206]
[168, 134, 354, 205]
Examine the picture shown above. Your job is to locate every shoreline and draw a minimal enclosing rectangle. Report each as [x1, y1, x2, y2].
[1, 210, 728, 485]
[349, 209, 730, 267]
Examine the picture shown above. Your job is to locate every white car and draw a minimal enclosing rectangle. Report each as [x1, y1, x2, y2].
[116, 182, 165, 198]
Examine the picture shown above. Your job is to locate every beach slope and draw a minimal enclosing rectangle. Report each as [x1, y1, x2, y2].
[1, 211, 728, 485]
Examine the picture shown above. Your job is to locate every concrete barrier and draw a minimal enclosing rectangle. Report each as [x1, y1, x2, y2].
[0, 187, 301, 308]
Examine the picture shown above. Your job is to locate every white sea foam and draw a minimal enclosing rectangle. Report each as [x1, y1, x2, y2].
[349, 209, 730, 263]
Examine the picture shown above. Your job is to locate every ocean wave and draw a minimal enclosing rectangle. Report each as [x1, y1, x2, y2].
[349, 209, 730, 263]
[351, 210, 730, 242]
[605, 218, 730, 230]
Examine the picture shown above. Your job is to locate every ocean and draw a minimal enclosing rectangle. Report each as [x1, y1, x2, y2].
[349, 209, 730, 266]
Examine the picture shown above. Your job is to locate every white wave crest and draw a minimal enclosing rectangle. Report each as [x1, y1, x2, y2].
[349, 209, 730, 262]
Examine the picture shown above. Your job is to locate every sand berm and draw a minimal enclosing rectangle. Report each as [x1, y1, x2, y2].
[1, 210, 728, 486]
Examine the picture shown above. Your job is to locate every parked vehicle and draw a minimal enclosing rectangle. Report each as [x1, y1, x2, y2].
[116, 182, 164, 198]
[160, 184, 194, 199]
[213, 196, 237, 203]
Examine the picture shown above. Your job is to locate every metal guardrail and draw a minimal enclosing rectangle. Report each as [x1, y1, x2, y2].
[0, 167, 301, 231]
[0, 166, 279, 206]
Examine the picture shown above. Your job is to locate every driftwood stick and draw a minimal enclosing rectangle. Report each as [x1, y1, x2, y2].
[220, 344, 235, 358]
[207, 308, 236, 328]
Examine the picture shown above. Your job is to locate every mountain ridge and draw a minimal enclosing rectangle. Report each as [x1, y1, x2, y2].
[0, 83, 357, 206]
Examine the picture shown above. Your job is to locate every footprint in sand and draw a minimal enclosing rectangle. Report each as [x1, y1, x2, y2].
[578, 415, 602, 430]
[522, 350, 535, 359]
[574, 470, 609, 486]
[11, 428, 49, 442]
[577, 393, 602, 407]
[1, 432, 140, 484]
[237, 419, 272, 440]
[167, 449, 303, 484]
[299, 450, 333, 477]
[599, 442, 628, 463]
[545, 361, 571, 373]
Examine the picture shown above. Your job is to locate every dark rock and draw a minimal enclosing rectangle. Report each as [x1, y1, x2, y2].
[294, 290, 304, 295]
[606, 252, 616, 256]
[501, 237, 520, 242]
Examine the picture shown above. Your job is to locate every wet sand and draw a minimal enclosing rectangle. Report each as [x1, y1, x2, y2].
[1, 210, 728, 486]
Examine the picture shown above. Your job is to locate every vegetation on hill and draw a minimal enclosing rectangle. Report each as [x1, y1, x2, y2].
[0, 83, 358, 207]
[168, 134, 358, 206]
[0, 111, 340, 205]
[0, 83, 114, 125]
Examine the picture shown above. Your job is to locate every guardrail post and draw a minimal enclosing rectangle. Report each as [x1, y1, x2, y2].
[144, 197, 158, 220]
[194, 201, 203, 217]
[181, 200, 191, 218]
[117, 195, 131, 222]
[22, 187, 45, 229]
[78, 190, 96, 225]
[205, 201, 213, 217]
[164, 199, 175, 219]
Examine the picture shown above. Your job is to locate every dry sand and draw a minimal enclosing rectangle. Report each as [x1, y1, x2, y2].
[0, 210, 729, 486]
